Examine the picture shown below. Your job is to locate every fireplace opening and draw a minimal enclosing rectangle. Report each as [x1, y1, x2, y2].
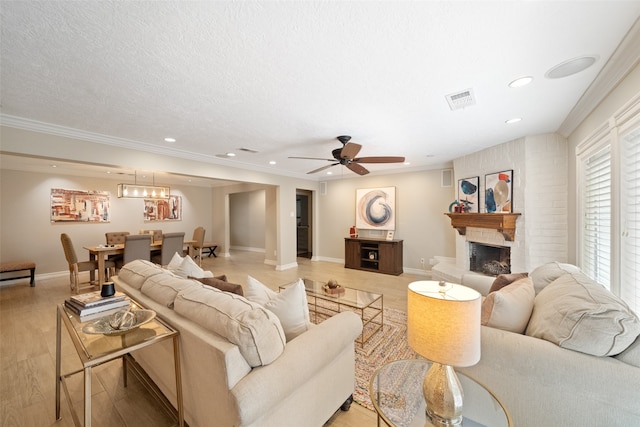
[469, 243, 511, 276]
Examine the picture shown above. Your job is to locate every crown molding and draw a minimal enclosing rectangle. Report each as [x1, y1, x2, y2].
[558, 17, 640, 136]
[0, 114, 313, 181]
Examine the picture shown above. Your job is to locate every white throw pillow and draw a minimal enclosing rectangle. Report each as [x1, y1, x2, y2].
[166, 252, 184, 271]
[245, 276, 311, 341]
[481, 277, 535, 334]
[172, 255, 213, 278]
[526, 272, 640, 356]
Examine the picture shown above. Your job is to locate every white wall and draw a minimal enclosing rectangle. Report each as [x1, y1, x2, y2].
[229, 190, 266, 251]
[0, 168, 213, 274]
[316, 169, 456, 273]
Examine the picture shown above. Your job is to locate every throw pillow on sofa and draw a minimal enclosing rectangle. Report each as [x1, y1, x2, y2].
[488, 272, 529, 294]
[481, 276, 535, 334]
[174, 285, 286, 367]
[529, 261, 581, 294]
[245, 276, 311, 342]
[525, 272, 640, 356]
[170, 255, 214, 279]
[192, 276, 244, 296]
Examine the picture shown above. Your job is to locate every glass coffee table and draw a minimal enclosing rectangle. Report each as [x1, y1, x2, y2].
[370, 359, 512, 427]
[280, 278, 383, 346]
[56, 298, 184, 426]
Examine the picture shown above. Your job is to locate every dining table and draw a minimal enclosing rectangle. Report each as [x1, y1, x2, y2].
[84, 239, 196, 285]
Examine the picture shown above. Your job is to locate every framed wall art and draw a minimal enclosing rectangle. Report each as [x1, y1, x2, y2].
[485, 170, 513, 213]
[144, 195, 182, 221]
[356, 187, 396, 230]
[457, 176, 480, 213]
[50, 188, 110, 223]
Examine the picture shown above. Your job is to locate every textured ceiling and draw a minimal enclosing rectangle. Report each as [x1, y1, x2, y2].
[1, 1, 640, 180]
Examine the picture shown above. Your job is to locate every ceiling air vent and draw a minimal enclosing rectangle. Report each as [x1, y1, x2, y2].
[445, 88, 476, 111]
[239, 147, 259, 153]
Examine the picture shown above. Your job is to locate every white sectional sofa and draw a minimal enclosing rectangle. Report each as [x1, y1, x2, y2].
[112, 260, 363, 427]
[456, 262, 640, 427]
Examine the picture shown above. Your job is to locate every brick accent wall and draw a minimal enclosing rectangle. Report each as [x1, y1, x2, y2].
[452, 133, 568, 273]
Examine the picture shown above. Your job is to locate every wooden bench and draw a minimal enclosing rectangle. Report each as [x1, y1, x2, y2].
[203, 242, 219, 257]
[0, 261, 36, 286]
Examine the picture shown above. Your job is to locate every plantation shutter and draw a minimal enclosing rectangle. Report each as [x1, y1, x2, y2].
[582, 145, 611, 288]
[621, 127, 640, 313]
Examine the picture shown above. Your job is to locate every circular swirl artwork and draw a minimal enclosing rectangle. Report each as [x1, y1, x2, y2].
[356, 187, 395, 230]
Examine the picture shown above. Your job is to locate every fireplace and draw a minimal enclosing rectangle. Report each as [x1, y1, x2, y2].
[469, 242, 511, 276]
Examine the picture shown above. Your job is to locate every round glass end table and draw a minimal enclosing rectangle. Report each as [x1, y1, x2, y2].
[370, 359, 512, 427]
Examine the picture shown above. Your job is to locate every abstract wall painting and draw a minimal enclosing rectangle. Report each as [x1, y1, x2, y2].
[457, 176, 480, 213]
[356, 187, 396, 230]
[50, 188, 111, 223]
[144, 195, 182, 221]
[485, 170, 513, 213]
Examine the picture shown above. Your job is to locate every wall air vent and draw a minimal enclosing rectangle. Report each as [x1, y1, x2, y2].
[445, 88, 476, 110]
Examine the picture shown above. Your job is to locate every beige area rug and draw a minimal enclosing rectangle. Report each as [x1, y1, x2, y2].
[353, 307, 418, 411]
[310, 304, 418, 411]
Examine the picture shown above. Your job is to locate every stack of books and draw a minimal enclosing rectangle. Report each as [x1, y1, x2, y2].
[65, 291, 130, 322]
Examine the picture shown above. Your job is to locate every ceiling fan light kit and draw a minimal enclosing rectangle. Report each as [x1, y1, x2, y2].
[289, 135, 406, 176]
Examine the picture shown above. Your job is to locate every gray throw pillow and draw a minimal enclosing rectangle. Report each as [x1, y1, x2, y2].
[525, 272, 640, 356]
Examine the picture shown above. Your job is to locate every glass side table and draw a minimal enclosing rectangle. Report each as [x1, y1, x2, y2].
[370, 359, 512, 427]
[56, 298, 183, 426]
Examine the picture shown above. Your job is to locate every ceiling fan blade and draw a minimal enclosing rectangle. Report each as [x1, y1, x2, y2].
[307, 163, 338, 174]
[353, 156, 406, 164]
[340, 142, 362, 160]
[347, 162, 369, 175]
[288, 156, 334, 161]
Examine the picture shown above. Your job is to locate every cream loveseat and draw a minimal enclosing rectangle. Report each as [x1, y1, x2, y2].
[112, 259, 363, 427]
[457, 262, 640, 427]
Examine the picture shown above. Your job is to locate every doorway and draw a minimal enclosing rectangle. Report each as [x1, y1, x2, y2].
[296, 190, 312, 258]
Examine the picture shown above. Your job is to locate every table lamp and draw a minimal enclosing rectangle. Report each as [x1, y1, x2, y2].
[407, 281, 481, 426]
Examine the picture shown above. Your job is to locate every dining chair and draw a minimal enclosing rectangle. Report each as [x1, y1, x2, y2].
[60, 233, 115, 294]
[152, 232, 185, 266]
[105, 231, 130, 245]
[115, 234, 152, 270]
[191, 226, 205, 266]
[105, 231, 130, 264]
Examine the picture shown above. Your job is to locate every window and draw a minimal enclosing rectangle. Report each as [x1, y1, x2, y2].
[621, 127, 640, 312]
[577, 97, 640, 313]
[581, 146, 611, 287]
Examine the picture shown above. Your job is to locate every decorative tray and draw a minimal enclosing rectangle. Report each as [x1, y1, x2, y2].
[82, 309, 156, 336]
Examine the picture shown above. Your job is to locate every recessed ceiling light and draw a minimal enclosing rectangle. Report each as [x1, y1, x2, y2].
[545, 55, 599, 79]
[226, 152, 236, 157]
[164, 137, 176, 143]
[51, 164, 57, 168]
[505, 117, 522, 124]
[404, 162, 411, 166]
[327, 171, 333, 175]
[269, 161, 276, 165]
[509, 76, 533, 88]
[106, 171, 111, 174]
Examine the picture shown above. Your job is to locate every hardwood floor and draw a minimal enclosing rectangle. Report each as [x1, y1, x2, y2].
[0, 251, 429, 426]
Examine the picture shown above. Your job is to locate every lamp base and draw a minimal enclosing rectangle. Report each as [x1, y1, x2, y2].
[423, 363, 463, 427]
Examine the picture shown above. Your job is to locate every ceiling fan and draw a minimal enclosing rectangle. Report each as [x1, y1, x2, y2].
[289, 135, 405, 175]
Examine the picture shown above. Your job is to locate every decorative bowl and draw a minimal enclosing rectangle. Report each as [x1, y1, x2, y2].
[82, 309, 156, 336]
